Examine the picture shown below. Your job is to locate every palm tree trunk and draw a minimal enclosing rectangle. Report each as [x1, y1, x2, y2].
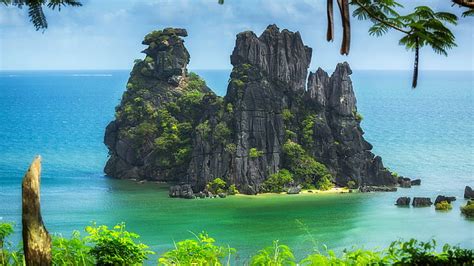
[412, 38, 419, 88]
[337, 0, 351, 55]
[327, 0, 334, 41]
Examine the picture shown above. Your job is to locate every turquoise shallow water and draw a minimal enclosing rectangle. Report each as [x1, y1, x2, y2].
[0, 69, 473, 263]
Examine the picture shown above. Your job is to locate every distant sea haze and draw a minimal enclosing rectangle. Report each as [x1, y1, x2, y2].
[0, 70, 472, 261]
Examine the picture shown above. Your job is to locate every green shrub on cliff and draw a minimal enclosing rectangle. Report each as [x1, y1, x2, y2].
[196, 120, 211, 138]
[250, 240, 295, 266]
[353, 111, 364, 122]
[282, 140, 333, 188]
[302, 114, 316, 146]
[282, 108, 293, 122]
[206, 178, 227, 194]
[461, 200, 474, 218]
[215, 122, 231, 144]
[187, 72, 207, 91]
[224, 143, 237, 154]
[85, 222, 154, 265]
[264, 169, 294, 193]
[158, 232, 235, 266]
[249, 148, 264, 158]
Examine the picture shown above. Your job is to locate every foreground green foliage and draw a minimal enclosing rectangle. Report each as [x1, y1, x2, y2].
[158, 232, 235, 265]
[85, 222, 154, 265]
[263, 169, 294, 193]
[250, 240, 295, 265]
[1, 221, 472, 265]
[52, 231, 94, 265]
[461, 200, 474, 218]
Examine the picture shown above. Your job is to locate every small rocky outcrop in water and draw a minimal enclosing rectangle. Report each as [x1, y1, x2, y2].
[464, 186, 474, 199]
[169, 184, 195, 199]
[104, 25, 399, 195]
[395, 197, 410, 206]
[434, 195, 456, 205]
[412, 197, 433, 207]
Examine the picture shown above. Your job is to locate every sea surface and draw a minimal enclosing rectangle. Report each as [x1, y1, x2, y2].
[0, 69, 473, 263]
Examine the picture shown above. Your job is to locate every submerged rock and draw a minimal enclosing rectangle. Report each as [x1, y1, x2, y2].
[464, 186, 474, 199]
[396, 197, 411, 206]
[104, 25, 399, 195]
[412, 197, 433, 207]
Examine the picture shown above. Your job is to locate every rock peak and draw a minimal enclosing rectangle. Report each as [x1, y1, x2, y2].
[231, 24, 312, 91]
[140, 27, 190, 81]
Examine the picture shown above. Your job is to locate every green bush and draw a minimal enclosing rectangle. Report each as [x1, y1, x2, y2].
[250, 240, 295, 266]
[264, 169, 294, 193]
[386, 239, 473, 265]
[0, 222, 15, 265]
[52, 231, 95, 265]
[206, 178, 227, 194]
[158, 232, 235, 266]
[302, 114, 316, 146]
[249, 148, 264, 158]
[316, 174, 334, 191]
[461, 200, 474, 218]
[215, 122, 231, 143]
[227, 184, 239, 195]
[226, 103, 233, 113]
[224, 143, 237, 154]
[435, 201, 452, 211]
[282, 109, 293, 122]
[353, 111, 363, 121]
[187, 72, 207, 91]
[282, 140, 333, 189]
[196, 120, 211, 138]
[85, 222, 154, 265]
[347, 180, 357, 189]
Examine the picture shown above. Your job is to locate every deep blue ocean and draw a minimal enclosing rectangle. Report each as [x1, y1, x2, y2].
[0, 69, 473, 261]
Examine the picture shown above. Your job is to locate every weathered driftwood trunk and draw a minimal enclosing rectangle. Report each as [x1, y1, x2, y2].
[22, 156, 52, 265]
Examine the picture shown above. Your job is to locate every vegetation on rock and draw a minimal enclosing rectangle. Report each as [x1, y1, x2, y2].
[249, 148, 264, 159]
[227, 184, 239, 195]
[282, 140, 334, 189]
[263, 169, 294, 193]
[435, 201, 453, 211]
[206, 178, 227, 194]
[460, 200, 474, 218]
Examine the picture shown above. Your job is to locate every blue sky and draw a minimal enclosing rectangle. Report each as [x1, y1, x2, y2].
[0, 0, 472, 71]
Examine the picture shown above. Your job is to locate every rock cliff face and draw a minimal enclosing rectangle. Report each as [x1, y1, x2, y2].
[104, 25, 398, 194]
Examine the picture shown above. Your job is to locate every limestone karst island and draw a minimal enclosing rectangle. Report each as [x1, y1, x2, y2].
[1, 1, 473, 265]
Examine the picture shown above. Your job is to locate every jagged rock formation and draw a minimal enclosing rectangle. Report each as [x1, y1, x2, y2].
[104, 25, 398, 195]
